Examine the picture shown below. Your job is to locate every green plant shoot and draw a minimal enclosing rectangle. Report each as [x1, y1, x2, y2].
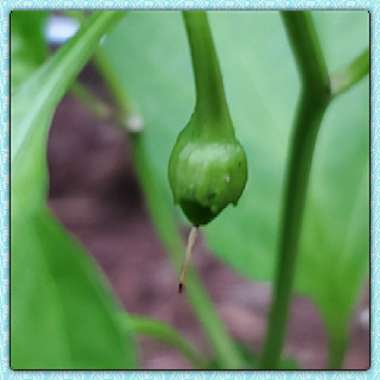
[168, 11, 248, 227]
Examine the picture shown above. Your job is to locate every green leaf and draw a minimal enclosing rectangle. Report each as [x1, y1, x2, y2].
[11, 11, 124, 214]
[11, 11, 136, 369]
[101, 10, 368, 357]
[11, 208, 136, 369]
[11, 11, 48, 91]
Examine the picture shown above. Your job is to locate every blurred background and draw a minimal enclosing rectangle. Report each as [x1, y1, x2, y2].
[48, 69, 369, 369]
[13, 11, 370, 369]
[46, 12, 369, 369]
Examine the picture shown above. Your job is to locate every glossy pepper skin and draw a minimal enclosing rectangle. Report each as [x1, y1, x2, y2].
[168, 113, 248, 226]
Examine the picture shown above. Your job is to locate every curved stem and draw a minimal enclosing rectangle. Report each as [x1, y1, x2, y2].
[122, 314, 206, 368]
[259, 11, 331, 369]
[182, 11, 232, 130]
[330, 48, 369, 97]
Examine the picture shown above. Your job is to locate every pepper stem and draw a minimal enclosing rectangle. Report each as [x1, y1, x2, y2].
[178, 226, 198, 293]
[182, 11, 233, 130]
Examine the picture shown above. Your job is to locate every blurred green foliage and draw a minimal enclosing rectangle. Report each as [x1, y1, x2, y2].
[12, 207, 135, 368]
[101, 10, 369, 361]
[11, 12, 136, 369]
[10, 10, 369, 369]
[11, 11, 48, 91]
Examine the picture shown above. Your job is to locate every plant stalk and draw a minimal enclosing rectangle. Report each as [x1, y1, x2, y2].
[182, 11, 232, 130]
[259, 11, 331, 369]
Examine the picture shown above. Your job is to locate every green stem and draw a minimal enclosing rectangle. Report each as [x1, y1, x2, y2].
[330, 48, 369, 97]
[95, 46, 246, 369]
[259, 11, 331, 369]
[182, 11, 232, 130]
[94, 48, 133, 121]
[122, 314, 205, 368]
[71, 81, 113, 120]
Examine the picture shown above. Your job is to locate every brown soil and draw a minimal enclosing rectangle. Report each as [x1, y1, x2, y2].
[46, 65, 369, 370]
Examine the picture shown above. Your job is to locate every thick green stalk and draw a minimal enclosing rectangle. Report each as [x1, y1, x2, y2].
[259, 11, 331, 369]
[259, 12, 369, 370]
[182, 11, 232, 130]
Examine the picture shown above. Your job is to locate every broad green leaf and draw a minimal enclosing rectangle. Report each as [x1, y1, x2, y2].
[11, 11, 48, 91]
[11, 208, 136, 369]
[12, 11, 124, 214]
[11, 11, 136, 369]
[101, 10, 368, 349]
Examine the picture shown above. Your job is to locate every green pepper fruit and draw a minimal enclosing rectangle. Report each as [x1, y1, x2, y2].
[169, 113, 248, 226]
[169, 11, 248, 226]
